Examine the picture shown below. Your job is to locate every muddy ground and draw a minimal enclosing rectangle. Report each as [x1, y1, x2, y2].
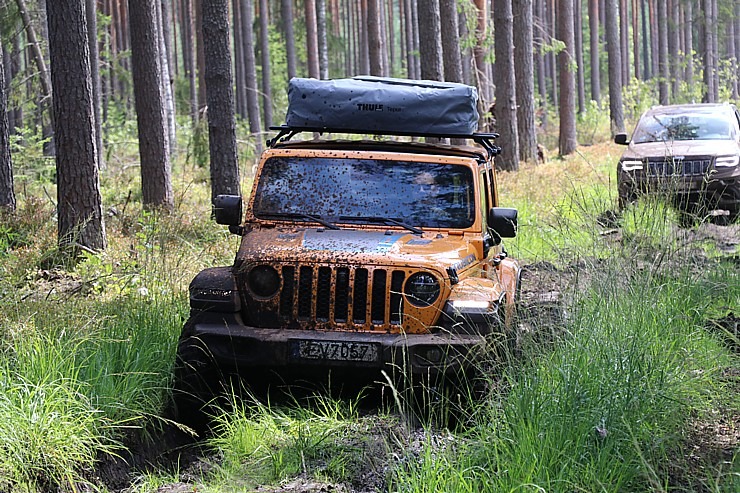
[92, 222, 738, 493]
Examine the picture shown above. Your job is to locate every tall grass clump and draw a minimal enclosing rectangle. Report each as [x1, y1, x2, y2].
[390, 260, 737, 492]
[206, 393, 378, 489]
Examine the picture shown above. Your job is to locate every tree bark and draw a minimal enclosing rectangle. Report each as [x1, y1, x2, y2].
[619, 0, 629, 85]
[493, 0, 519, 170]
[241, 0, 263, 151]
[46, 0, 106, 250]
[317, 0, 329, 78]
[202, 0, 241, 200]
[513, 0, 538, 163]
[258, 0, 272, 126]
[473, 0, 490, 103]
[156, 0, 177, 153]
[440, 0, 463, 83]
[306, 0, 320, 78]
[282, 0, 297, 79]
[684, 0, 693, 88]
[417, 0, 444, 81]
[605, 0, 624, 135]
[574, 0, 586, 113]
[85, 0, 104, 168]
[557, 0, 577, 156]
[657, 0, 668, 103]
[0, 44, 15, 212]
[367, 0, 384, 75]
[130, 0, 174, 211]
[588, 0, 601, 106]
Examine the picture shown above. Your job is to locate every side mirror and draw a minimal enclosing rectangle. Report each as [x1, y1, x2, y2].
[614, 133, 629, 145]
[213, 194, 243, 227]
[488, 207, 517, 243]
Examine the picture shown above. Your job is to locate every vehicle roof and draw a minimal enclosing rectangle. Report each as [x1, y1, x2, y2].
[643, 103, 738, 117]
[271, 138, 490, 162]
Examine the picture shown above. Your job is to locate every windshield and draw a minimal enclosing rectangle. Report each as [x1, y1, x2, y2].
[632, 112, 735, 143]
[252, 156, 476, 229]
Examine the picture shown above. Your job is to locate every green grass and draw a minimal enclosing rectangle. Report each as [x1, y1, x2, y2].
[389, 260, 739, 493]
[0, 129, 737, 491]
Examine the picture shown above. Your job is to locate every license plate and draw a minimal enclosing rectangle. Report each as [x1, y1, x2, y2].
[290, 340, 379, 363]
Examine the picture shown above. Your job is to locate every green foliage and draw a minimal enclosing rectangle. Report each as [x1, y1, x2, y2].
[207, 394, 370, 488]
[577, 99, 611, 145]
[390, 261, 737, 492]
[622, 77, 658, 124]
[9, 127, 54, 186]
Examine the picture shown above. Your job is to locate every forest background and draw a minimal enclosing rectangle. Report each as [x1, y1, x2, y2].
[0, 1, 737, 492]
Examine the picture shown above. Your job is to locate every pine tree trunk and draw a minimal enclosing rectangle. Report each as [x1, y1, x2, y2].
[619, 0, 629, 85]
[368, 0, 384, 75]
[513, 0, 538, 162]
[202, 0, 240, 199]
[233, 0, 247, 118]
[258, 0, 272, 126]
[473, 0, 489, 102]
[574, 0, 586, 113]
[317, 0, 329, 78]
[557, 0, 577, 156]
[417, 0, 443, 81]
[306, 0, 321, 78]
[46, 0, 106, 250]
[536, 0, 548, 123]
[657, 0, 668, 103]
[605, 0, 625, 135]
[684, 0, 693, 88]
[241, 0, 263, 152]
[440, 0, 462, 83]
[156, 0, 177, 154]
[588, 0, 601, 105]
[282, 0, 297, 79]
[641, 0, 650, 79]
[669, 0, 680, 100]
[493, 0, 520, 170]
[0, 44, 15, 212]
[130, 0, 174, 211]
[85, 0, 104, 168]
[632, 0, 639, 80]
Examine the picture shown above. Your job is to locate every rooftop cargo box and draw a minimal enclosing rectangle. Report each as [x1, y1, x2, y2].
[285, 76, 480, 136]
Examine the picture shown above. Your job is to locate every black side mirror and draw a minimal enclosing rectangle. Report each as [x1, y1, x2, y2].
[614, 133, 629, 145]
[488, 207, 517, 243]
[213, 194, 243, 227]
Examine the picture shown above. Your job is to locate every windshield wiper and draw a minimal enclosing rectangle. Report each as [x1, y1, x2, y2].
[339, 215, 423, 235]
[261, 212, 340, 230]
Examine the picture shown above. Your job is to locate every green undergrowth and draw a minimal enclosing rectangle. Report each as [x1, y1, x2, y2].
[390, 260, 739, 492]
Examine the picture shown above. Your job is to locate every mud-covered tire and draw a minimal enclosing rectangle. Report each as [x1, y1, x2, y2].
[170, 337, 222, 437]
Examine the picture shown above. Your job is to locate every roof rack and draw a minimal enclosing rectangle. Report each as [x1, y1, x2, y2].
[266, 125, 502, 159]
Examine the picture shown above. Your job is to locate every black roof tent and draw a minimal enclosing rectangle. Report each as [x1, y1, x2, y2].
[268, 76, 501, 159]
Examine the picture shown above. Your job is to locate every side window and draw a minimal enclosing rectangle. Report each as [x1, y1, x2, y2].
[486, 167, 497, 207]
[479, 170, 488, 230]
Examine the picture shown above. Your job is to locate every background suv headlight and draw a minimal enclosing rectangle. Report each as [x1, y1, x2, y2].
[620, 159, 643, 172]
[714, 155, 740, 167]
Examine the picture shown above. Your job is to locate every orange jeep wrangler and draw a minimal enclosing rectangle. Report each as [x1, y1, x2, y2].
[173, 77, 520, 418]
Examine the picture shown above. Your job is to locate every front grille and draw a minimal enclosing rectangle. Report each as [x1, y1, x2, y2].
[646, 157, 712, 176]
[246, 265, 406, 329]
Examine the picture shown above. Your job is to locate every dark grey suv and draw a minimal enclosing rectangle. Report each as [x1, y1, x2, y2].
[615, 103, 740, 222]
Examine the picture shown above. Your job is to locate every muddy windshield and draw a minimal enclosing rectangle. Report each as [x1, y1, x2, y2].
[252, 156, 476, 229]
[632, 113, 735, 143]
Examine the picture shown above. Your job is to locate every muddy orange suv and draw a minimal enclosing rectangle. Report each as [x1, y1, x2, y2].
[173, 78, 521, 419]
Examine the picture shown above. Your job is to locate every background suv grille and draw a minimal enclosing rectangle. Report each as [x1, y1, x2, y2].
[646, 156, 712, 176]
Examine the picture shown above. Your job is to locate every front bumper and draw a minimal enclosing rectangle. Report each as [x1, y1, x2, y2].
[179, 311, 488, 377]
[618, 171, 740, 212]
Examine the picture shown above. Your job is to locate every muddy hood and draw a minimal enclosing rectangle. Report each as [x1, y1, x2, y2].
[236, 228, 477, 270]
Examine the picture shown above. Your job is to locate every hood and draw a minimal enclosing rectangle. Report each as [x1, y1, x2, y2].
[236, 227, 477, 271]
[623, 140, 740, 159]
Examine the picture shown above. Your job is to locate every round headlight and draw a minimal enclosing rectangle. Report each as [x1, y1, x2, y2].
[247, 265, 280, 298]
[404, 272, 440, 307]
